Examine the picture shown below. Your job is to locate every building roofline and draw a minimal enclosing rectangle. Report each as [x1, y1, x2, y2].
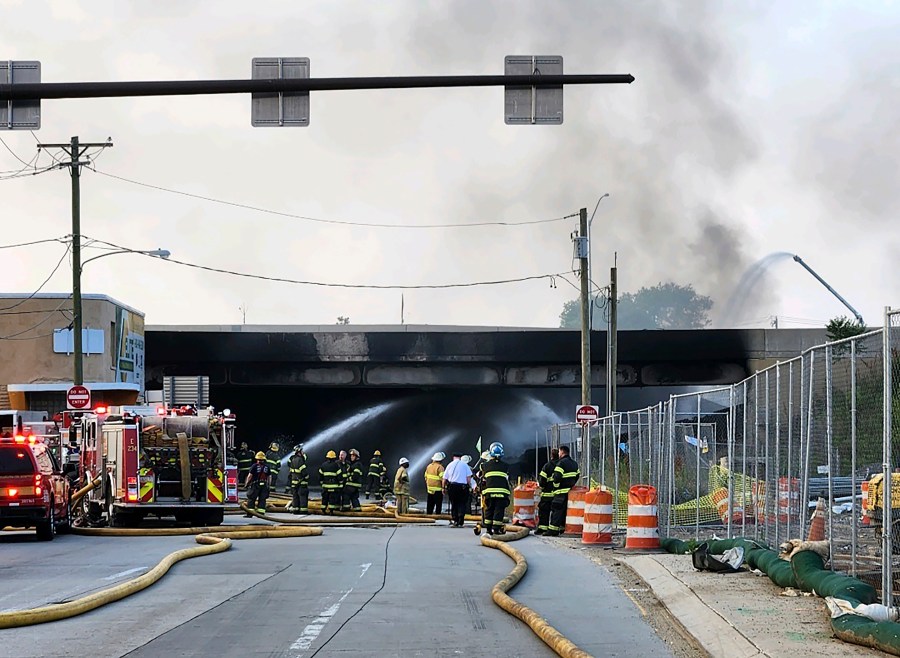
[145, 324, 565, 333]
[0, 293, 144, 318]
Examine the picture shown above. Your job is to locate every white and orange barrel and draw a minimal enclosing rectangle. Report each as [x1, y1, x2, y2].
[564, 486, 589, 536]
[754, 480, 767, 524]
[625, 484, 660, 550]
[512, 481, 538, 528]
[711, 487, 743, 525]
[582, 488, 613, 545]
[777, 477, 800, 523]
[861, 480, 870, 525]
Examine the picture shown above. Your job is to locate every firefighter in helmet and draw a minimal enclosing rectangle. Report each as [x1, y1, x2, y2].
[288, 444, 309, 514]
[318, 450, 342, 514]
[366, 449, 386, 500]
[265, 441, 282, 492]
[236, 441, 254, 484]
[244, 451, 271, 516]
[344, 449, 364, 511]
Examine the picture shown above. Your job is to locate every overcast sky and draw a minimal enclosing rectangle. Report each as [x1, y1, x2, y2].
[1, 1, 898, 330]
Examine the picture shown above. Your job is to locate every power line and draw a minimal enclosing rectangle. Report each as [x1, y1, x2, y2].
[89, 168, 579, 230]
[0, 135, 33, 167]
[0, 236, 67, 250]
[83, 235, 570, 290]
[0, 244, 72, 312]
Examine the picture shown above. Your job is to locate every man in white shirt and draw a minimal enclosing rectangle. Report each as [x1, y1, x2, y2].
[442, 452, 473, 527]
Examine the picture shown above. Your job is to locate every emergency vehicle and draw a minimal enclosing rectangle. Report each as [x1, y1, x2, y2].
[66, 406, 239, 527]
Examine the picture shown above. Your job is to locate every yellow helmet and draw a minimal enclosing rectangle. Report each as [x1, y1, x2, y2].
[326, 450, 337, 459]
[374, 450, 381, 456]
[269, 442, 279, 451]
[255, 451, 266, 460]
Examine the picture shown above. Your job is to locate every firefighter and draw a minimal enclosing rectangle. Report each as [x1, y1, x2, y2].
[472, 450, 490, 530]
[344, 449, 364, 511]
[265, 441, 282, 492]
[425, 452, 446, 514]
[338, 449, 350, 511]
[244, 451, 271, 516]
[318, 450, 342, 514]
[545, 445, 580, 537]
[535, 448, 560, 535]
[394, 457, 411, 515]
[366, 450, 386, 499]
[481, 442, 511, 536]
[288, 443, 309, 514]
[236, 441, 254, 484]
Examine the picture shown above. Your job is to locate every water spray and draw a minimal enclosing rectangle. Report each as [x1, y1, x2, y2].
[408, 431, 459, 476]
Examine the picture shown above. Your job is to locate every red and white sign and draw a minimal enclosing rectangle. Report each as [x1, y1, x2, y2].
[66, 385, 91, 410]
[575, 404, 600, 424]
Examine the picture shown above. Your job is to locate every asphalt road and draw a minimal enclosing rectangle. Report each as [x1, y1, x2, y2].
[0, 522, 673, 657]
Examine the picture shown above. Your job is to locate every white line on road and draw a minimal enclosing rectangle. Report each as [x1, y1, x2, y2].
[290, 589, 353, 655]
[359, 562, 371, 579]
[102, 567, 148, 581]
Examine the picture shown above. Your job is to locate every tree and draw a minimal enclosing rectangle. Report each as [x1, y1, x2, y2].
[336, 316, 350, 325]
[559, 282, 713, 330]
[826, 315, 867, 343]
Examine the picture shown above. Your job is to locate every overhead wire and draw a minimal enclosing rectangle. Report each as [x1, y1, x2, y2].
[0, 244, 72, 312]
[0, 295, 72, 340]
[89, 168, 579, 230]
[81, 235, 571, 290]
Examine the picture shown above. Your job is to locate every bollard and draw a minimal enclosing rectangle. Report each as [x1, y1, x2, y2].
[512, 481, 538, 529]
[582, 488, 613, 545]
[625, 484, 660, 550]
[777, 477, 800, 523]
[861, 480, 870, 525]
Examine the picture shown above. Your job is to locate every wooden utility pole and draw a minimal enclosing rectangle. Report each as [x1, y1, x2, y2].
[578, 207, 590, 482]
[607, 261, 618, 414]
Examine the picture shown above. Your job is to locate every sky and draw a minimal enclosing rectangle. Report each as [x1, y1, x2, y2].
[1, 0, 898, 330]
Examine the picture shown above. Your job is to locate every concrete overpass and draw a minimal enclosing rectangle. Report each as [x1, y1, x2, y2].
[145, 325, 827, 389]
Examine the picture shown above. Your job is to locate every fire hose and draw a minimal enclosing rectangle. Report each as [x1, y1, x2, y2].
[481, 525, 593, 658]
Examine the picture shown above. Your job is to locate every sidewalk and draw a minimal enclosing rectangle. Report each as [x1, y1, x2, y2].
[617, 550, 882, 658]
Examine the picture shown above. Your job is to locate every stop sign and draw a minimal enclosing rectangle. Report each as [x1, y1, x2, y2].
[575, 404, 599, 423]
[66, 385, 91, 410]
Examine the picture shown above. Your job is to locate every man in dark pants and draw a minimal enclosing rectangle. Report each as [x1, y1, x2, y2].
[366, 450, 386, 500]
[546, 445, 580, 537]
[338, 450, 351, 511]
[288, 444, 309, 514]
[442, 453, 473, 527]
[244, 451, 271, 516]
[236, 442, 254, 485]
[482, 442, 511, 535]
[318, 450, 342, 514]
[344, 449, 364, 511]
[535, 448, 559, 535]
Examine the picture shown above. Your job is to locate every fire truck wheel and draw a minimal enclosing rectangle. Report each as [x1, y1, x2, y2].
[35, 507, 55, 542]
[57, 497, 72, 534]
[203, 510, 225, 526]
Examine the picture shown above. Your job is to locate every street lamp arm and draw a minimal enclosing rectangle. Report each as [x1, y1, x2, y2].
[79, 248, 170, 271]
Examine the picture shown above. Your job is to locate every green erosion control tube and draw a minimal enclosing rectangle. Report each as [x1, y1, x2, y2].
[482, 525, 593, 658]
[662, 537, 900, 655]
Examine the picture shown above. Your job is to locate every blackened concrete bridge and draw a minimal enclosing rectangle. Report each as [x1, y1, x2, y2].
[145, 325, 826, 390]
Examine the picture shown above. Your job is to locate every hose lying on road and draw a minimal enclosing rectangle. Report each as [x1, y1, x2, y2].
[481, 525, 593, 658]
[239, 503, 436, 525]
[0, 523, 322, 629]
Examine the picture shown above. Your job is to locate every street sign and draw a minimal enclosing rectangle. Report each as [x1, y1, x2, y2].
[0, 60, 41, 130]
[66, 385, 91, 410]
[504, 55, 563, 125]
[251, 57, 310, 127]
[575, 404, 599, 424]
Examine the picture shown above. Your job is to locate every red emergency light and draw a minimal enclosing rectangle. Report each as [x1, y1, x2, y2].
[95, 405, 108, 414]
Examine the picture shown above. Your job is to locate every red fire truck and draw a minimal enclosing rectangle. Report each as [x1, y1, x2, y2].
[66, 407, 238, 527]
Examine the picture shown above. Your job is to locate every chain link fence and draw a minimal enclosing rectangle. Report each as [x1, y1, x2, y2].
[543, 310, 900, 603]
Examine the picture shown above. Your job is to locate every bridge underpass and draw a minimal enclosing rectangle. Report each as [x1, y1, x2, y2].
[145, 325, 826, 490]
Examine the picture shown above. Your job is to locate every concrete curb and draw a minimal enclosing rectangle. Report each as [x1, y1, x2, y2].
[620, 554, 768, 658]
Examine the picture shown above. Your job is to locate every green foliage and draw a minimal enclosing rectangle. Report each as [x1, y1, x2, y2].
[559, 282, 713, 330]
[336, 316, 350, 325]
[826, 316, 867, 343]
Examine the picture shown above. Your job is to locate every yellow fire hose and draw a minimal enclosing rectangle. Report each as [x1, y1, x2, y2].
[239, 503, 435, 525]
[0, 523, 322, 629]
[482, 525, 593, 658]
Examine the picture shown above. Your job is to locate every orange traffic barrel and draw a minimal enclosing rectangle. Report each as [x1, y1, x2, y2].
[582, 488, 613, 545]
[564, 486, 588, 536]
[512, 481, 538, 528]
[777, 477, 800, 523]
[861, 480, 870, 525]
[625, 484, 660, 549]
[711, 487, 743, 525]
[807, 497, 826, 541]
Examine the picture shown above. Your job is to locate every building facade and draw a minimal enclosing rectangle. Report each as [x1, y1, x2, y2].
[0, 293, 145, 414]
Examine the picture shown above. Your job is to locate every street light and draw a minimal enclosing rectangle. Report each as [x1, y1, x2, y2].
[72, 247, 171, 386]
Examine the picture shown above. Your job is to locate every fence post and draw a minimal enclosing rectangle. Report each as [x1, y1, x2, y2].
[883, 307, 893, 607]
[803, 350, 816, 540]
[775, 365, 782, 544]
[850, 338, 858, 578]
[826, 343, 835, 566]
[788, 360, 795, 542]
[727, 385, 735, 537]
[695, 395, 702, 539]
[765, 369, 772, 545]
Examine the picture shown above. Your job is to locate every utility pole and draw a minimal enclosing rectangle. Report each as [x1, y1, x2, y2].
[607, 259, 618, 415]
[578, 207, 590, 482]
[37, 136, 113, 386]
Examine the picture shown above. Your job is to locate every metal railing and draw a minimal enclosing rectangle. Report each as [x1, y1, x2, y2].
[544, 311, 900, 603]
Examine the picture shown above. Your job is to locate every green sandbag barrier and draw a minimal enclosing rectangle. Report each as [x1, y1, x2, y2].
[660, 536, 900, 655]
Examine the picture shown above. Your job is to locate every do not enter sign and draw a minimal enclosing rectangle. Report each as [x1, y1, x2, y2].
[67, 385, 91, 410]
[575, 404, 600, 423]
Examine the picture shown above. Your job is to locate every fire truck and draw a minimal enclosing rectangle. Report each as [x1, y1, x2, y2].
[65, 406, 238, 527]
